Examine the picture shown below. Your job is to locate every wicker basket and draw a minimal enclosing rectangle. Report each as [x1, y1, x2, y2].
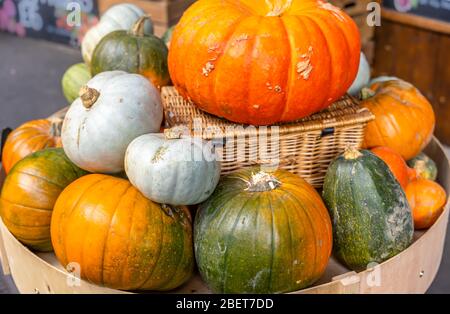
[161, 87, 375, 188]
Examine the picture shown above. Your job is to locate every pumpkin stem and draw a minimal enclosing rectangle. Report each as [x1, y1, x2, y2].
[79, 86, 100, 109]
[48, 118, 63, 137]
[360, 87, 376, 100]
[131, 16, 150, 37]
[266, 0, 293, 16]
[164, 126, 189, 140]
[344, 146, 363, 160]
[247, 171, 281, 192]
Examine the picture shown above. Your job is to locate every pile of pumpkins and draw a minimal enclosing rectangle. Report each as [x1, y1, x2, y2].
[0, 0, 448, 294]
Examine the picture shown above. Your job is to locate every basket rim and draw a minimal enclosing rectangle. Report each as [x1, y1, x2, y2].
[161, 86, 375, 139]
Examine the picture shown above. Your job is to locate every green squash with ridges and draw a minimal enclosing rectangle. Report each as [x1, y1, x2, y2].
[91, 16, 169, 89]
[195, 167, 333, 294]
[61, 63, 91, 104]
[322, 148, 414, 271]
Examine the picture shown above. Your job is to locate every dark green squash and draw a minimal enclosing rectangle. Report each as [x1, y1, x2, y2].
[162, 25, 175, 48]
[91, 16, 169, 89]
[322, 148, 414, 271]
[194, 167, 333, 294]
[408, 152, 438, 181]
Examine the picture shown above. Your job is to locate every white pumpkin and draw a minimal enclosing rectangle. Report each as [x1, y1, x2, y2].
[62, 71, 163, 174]
[369, 76, 400, 85]
[125, 130, 221, 205]
[82, 4, 154, 66]
[347, 52, 371, 96]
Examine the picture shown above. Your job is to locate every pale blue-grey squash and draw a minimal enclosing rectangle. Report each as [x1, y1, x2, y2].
[347, 52, 371, 96]
[61, 71, 163, 174]
[369, 76, 400, 85]
[125, 130, 221, 206]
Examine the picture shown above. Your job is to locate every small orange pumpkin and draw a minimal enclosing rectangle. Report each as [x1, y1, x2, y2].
[362, 79, 435, 160]
[405, 179, 447, 230]
[2, 118, 62, 174]
[371, 146, 411, 189]
[0, 148, 86, 251]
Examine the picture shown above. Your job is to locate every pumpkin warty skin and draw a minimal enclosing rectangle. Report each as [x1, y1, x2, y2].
[169, 0, 361, 125]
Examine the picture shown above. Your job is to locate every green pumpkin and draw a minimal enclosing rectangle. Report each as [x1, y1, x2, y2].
[61, 63, 91, 104]
[162, 25, 175, 48]
[194, 167, 333, 294]
[322, 148, 414, 271]
[408, 153, 438, 181]
[91, 16, 169, 89]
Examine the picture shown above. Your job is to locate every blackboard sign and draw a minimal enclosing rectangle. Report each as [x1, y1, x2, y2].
[383, 0, 450, 23]
[0, 0, 99, 47]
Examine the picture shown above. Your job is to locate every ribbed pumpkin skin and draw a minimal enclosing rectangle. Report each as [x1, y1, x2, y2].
[0, 148, 87, 252]
[362, 79, 435, 160]
[195, 167, 332, 293]
[125, 133, 221, 206]
[169, 0, 361, 125]
[62, 63, 92, 104]
[51, 174, 194, 291]
[407, 153, 438, 181]
[323, 150, 414, 271]
[371, 146, 411, 189]
[91, 28, 169, 89]
[2, 120, 62, 174]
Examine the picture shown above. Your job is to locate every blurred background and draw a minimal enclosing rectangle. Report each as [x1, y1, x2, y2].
[0, 0, 449, 293]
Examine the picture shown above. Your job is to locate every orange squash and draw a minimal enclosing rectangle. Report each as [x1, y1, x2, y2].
[362, 79, 435, 160]
[2, 118, 62, 174]
[51, 174, 194, 291]
[168, 0, 361, 125]
[405, 179, 447, 230]
[371, 146, 411, 189]
[0, 148, 86, 251]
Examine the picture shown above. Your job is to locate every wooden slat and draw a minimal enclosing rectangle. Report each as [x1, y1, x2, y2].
[98, 0, 195, 25]
[373, 18, 450, 145]
[0, 168, 10, 275]
[433, 35, 450, 143]
[382, 8, 450, 35]
[373, 19, 397, 75]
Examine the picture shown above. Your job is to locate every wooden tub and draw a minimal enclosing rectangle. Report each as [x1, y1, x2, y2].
[0, 138, 449, 294]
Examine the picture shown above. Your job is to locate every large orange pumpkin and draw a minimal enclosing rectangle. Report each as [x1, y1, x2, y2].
[51, 174, 194, 291]
[362, 79, 435, 160]
[371, 146, 411, 189]
[0, 148, 86, 252]
[405, 179, 447, 230]
[2, 118, 63, 174]
[168, 0, 361, 125]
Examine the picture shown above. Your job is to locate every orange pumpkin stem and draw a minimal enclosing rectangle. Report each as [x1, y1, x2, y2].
[79, 86, 100, 109]
[131, 16, 150, 37]
[164, 126, 189, 139]
[344, 146, 363, 160]
[360, 87, 376, 100]
[247, 171, 281, 192]
[265, 0, 293, 16]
